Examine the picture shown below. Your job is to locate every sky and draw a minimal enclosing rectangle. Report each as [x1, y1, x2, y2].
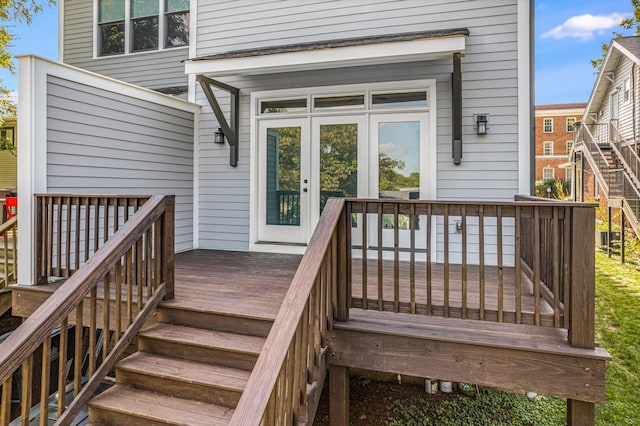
[0, 1, 637, 105]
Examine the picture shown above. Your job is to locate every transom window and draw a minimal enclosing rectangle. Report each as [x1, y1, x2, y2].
[543, 118, 553, 133]
[542, 167, 554, 180]
[566, 117, 576, 132]
[98, 0, 189, 57]
[543, 141, 553, 156]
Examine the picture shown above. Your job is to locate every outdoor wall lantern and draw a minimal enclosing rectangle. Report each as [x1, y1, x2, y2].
[214, 127, 225, 144]
[476, 115, 488, 135]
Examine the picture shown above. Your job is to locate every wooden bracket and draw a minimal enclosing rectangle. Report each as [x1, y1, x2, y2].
[452, 52, 462, 165]
[197, 75, 240, 167]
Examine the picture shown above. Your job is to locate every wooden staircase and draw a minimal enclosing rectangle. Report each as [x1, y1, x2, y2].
[88, 304, 274, 425]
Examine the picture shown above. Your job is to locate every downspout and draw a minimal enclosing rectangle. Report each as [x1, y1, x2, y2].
[452, 53, 462, 165]
[633, 63, 637, 143]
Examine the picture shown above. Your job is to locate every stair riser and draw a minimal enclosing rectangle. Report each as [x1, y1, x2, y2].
[89, 407, 186, 426]
[117, 368, 243, 407]
[156, 307, 273, 337]
[138, 337, 259, 370]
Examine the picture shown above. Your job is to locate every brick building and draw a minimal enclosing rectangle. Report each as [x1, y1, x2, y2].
[534, 103, 586, 184]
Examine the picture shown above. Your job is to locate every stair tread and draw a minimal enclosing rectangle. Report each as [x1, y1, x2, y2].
[119, 352, 250, 391]
[140, 323, 265, 354]
[89, 385, 234, 425]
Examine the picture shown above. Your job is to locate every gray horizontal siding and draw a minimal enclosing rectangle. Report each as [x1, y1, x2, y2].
[62, 0, 188, 90]
[193, 0, 522, 250]
[46, 75, 195, 252]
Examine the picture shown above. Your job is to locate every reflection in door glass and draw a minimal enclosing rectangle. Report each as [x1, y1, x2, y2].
[320, 124, 358, 213]
[266, 127, 301, 226]
[378, 121, 420, 229]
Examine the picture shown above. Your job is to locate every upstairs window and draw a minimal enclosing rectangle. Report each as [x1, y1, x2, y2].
[623, 77, 631, 103]
[97, 0, 189, 56]
[566, 141, 573, 155]
[566, 117, 576, 132]
[543, 141, 553, 156]
[543, 118, 553, 133]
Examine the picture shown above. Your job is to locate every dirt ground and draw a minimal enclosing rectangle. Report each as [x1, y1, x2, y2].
[314, 374, 463, 425]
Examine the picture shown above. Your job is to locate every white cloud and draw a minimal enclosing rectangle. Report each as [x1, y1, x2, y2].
[541, 13, 628, 41]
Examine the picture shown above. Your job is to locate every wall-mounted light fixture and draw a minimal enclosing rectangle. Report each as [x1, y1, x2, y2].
[214, 127, 225, 144]
[476, 114, 488, 135]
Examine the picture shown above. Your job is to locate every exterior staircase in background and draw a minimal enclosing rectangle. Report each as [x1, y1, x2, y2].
[88, 300, 278, 425]
[0, 219, 16, 316]
[575, 123, 640, 239]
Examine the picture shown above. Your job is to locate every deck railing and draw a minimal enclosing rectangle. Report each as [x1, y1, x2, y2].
[0, 216, 17, 288]
[34, 195, 152, 284]
[575, 122, 623, 196]
[346, 198, 595, 332]
[0, 195, 174, 426]
[231, 198, 348, 425]
[610, 122, 640, 190]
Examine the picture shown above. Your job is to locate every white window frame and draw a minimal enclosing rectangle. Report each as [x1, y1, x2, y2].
[624, 77, 631, 103]
[542, 167, 554, 180]
[566, 117, 576, 132]
[565, 168, 572, 183]
[566, 141, 573, 155]
[543, 118, 553, 133]
[94, 0, 189, 58]
[543, 141, 553, 156]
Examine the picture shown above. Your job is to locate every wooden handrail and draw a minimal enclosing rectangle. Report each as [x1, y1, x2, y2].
[0, 195, 174, 425]
[231, 198, 345, 425]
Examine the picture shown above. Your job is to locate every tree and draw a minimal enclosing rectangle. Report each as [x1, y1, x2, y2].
[0, 0, 55, 127]
[592, 0, 640, 70]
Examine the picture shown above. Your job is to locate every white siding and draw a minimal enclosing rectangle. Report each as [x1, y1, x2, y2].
[46, 75, 195, 252]
[62, 0, 188, 91]
[194, 0, 523, 250]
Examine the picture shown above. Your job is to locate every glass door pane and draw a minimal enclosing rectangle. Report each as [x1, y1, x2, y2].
[259, 119, 309, 244]
[319, 123, 358, 213]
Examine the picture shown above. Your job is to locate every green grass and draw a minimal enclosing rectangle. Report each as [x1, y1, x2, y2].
[594, 252, 640, 425]
[382, 252, 640, 425]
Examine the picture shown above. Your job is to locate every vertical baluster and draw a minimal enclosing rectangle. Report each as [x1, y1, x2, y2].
[74, 302, 83, 396]
[552, 207, 561, 327]
[74, 197, 81, 273]
[56, 197, 62, 277]
[409, 204, 416, 314]
[1, 376, 12, 425]
[329, 232, 337, 331]
[361, 202, 368, 310]
[103, 198, 109, 245]
[103, 273, 111, 359]
[126, 248, 133, 326]
[65, 197, 72, 278]
[93, 197, 100, 255]
[20, 355, 33, 426]
[89, 287, 97, 377]
[286, 340, 296, 424]
[377, 203, 383, 311]
[533, 207, 541, 326]
[479, 205, 485, 320]
[137, 236, 143, 310]
[497, 206, 504, 323]
[57, 317, 68, 417]
[115, 258, 122, 341]
[300, 303, 309, 386]
[47, 197, 54, 278]
[444, 204, 450, 317]
[426, 204, 432, 316]
[146, 229, 153, 299]
[461, 206, 467, 320]
[393, 203, 399, 313]
[313, 282, 321, 379]
[39, 336, 51, 426]
[515, 206, 522, 324]
[84, 198, 90, 263]
[154, 219, 162, 290]
[294, 321, 305, 420]
[563, 207, 571, 328]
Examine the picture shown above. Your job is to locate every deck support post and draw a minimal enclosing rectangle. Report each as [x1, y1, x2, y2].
[567, 205, 596, 426]
[162, 195, 175, 300]
[329, 364, 349, 426]
[567, 400, 595, 426]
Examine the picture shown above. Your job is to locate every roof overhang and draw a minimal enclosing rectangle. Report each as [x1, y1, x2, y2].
[584, 39, 640, 121]
[185, 29, 468, 77]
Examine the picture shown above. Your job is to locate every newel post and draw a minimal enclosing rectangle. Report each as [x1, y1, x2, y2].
[162, 195, 175, 300]
[335, 201, 351, 322]
[567, 204, 596, 425]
